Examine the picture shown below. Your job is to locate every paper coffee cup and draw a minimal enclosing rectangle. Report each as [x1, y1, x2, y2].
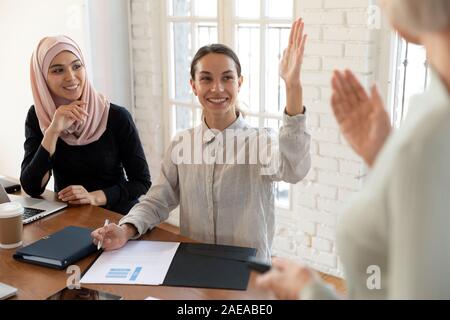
[0, 202, 24, 249]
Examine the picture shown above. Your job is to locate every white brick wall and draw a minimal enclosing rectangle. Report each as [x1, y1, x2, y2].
[274, 0, 374, 277]
[130, 0, 375, 278]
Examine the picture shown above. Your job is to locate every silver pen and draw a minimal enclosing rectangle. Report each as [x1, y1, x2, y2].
[97, 219, 110, 250]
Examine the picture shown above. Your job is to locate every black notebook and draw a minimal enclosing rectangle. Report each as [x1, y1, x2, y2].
[13, 226, 97, 269]
[162, 243, 257, 290]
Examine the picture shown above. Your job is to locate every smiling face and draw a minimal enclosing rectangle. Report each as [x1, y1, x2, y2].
[46, 51, 85, 101]
[190, 53, 243, 119]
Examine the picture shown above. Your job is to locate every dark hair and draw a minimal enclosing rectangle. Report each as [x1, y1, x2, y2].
[190, 44, 242, 80]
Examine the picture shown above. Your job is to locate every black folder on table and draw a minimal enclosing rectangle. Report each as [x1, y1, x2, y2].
[13, 226, 97, 270]
[162, 243, 257, 290]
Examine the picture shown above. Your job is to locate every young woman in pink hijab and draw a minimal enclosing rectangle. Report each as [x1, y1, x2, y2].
[20, 36, 151, 214]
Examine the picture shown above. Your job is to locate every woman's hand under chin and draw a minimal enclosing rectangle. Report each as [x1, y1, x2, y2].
[48, 100, 88, 135]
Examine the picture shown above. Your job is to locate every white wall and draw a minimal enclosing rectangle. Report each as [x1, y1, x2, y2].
[86, 0, 134, 110]
[0, 0, 133, 184]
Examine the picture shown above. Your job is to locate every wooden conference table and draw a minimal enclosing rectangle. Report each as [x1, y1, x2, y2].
[0, 190, 344, 300]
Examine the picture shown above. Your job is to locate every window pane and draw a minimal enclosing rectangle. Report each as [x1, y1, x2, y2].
[236, 0, 260, 19]
[173, 106, 193, 135]
[246, 115, 260, 128]
[275, 181, 290, 208]
[196, 23, 218, 49]
[402, 43, 427, 120]
[236, 24, 260, 113]
[195, 0, 217, 17]
[171, 22, 192, 102]
[194, 107, 203, 126]
[393, 39, 406, 127]
[169, 0, 191, 16]
[266, 0, 293, 18]
[264, 117, 281, 130]
[266, 25, 290, 114]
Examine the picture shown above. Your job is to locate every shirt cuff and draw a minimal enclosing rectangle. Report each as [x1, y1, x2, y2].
[35, 145, 54, 170]
[281, 107, 308, 136]
[284, 106, 307, 116]
[118, 216, 146, 240]
[102, 185, 121, 209]
[283, 106, 307, 121]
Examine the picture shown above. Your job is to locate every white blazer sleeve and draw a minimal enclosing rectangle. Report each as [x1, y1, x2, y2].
[388, 127, 450, 299]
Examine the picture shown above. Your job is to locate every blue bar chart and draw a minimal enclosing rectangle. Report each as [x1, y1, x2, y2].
[105, 267, 142, 281]
[106, 268, 130, 279]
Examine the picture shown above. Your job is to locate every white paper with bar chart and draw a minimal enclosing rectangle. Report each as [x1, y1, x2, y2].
[80, 241, 180, 285]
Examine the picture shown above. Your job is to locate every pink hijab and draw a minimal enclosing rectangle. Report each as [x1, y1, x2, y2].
[30, 35, 110, 146]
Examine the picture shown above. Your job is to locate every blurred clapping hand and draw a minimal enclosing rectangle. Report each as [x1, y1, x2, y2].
[255, 257, 319, 300]
[331, 70, 392, 167]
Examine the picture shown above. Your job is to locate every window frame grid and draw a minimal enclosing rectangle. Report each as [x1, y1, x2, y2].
[232, 0, 294, 210]
[164, 0, 219, 141]
[233, 2, 293, 128]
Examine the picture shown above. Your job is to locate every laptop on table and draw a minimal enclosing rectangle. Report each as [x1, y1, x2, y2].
[0, 185, 67, 224]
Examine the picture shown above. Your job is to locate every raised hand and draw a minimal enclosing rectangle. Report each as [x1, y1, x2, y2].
[331, 70, 392, 167]
[280, 18, 307, 87]
[280, 18, 307, 116]
[48, 100, 88, 135]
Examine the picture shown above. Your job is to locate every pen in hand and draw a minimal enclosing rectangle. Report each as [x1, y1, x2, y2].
[97, 219, 109, 250]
